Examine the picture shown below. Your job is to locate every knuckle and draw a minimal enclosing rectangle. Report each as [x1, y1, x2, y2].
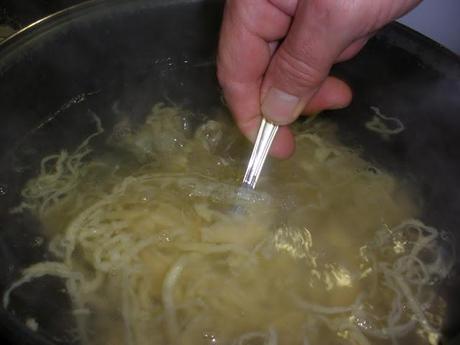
[216, 47, 238, 91]
[274, 46, 325, 92]
[216, 65, 233, 91]
[216, 63, 247, 98]
[309, 0, 371, 34]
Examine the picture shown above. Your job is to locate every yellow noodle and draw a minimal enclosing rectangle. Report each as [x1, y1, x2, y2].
[3, 104, 453, 345]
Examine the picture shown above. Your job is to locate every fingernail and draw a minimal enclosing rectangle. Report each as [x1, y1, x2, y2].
[261, 88, 300, 125]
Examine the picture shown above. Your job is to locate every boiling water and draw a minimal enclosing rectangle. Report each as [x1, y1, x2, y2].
[4, 104, 453, 345]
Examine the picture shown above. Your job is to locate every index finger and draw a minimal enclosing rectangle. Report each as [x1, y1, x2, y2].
[217, 0, 293, 154]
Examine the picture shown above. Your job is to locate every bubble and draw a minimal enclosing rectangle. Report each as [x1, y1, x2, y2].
[203, 331, 217, 344]
[0, 183, 8, 196]
[32, 236, 44, 247]
[440, 230, 450, 241]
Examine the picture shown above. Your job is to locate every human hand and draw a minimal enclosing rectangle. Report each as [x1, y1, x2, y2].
[217, 0, 421, 158]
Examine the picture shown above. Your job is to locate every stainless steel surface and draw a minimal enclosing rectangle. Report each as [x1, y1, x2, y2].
[242, 118, 279, 189]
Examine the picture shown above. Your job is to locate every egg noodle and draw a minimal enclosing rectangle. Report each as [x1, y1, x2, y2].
[365, 106, 405, 139]
[4, 104, 454, 345]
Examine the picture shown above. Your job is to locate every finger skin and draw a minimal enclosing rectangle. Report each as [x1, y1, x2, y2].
[302, 77, 353, 115]
[218, 0, 422, 158]
[260, 0, 422, 124]
[217, 0, 291, 141]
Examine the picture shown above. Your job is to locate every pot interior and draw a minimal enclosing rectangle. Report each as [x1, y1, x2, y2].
[0, 0, 459, 344]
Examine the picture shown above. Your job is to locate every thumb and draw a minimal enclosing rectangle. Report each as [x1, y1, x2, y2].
[260, 0, 357, 125]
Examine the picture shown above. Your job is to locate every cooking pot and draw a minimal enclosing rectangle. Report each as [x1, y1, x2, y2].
[0, 0, 459, 344]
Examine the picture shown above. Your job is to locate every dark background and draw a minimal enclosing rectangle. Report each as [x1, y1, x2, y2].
[1, 0, 83, 29]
